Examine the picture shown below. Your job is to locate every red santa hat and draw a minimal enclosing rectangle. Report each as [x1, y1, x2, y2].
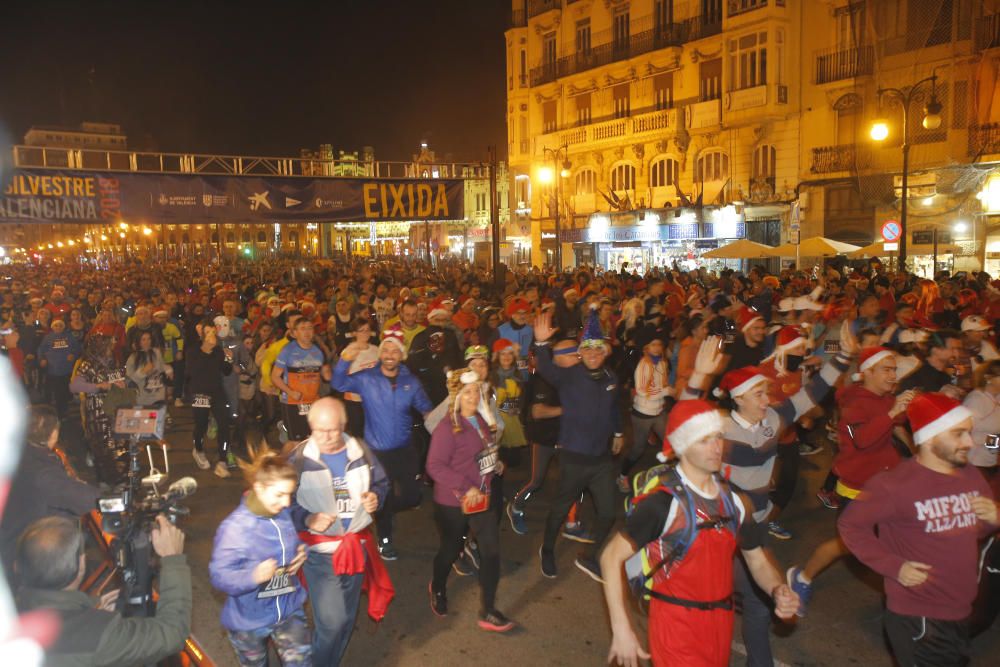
[506, 297, 531, 317]
[715, 366, 768, 398]
[858, 346, 894, 373]
[492, 338, 517, 356]
[664, 400, 723, 457]
[428, 296, 454, 321]
[907, 392, 972, 445]
[774, 325, 807, 353]
[379, 329, 407, 359]
[737, 306, 764, 332]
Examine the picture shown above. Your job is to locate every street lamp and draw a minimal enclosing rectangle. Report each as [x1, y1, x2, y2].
[870, 70, 942, 269]
[538, 145, 571, 270]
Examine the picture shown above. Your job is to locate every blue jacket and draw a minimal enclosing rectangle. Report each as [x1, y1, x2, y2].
[208, 497, 307, 632]
[497, 322, 533, 359]
[38, 331, 81, 376]
[332, 359, 433, 450]
[534, 343, 622, 458]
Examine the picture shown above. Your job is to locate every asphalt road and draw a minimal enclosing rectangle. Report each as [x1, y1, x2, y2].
[65, 407, 1000, 667]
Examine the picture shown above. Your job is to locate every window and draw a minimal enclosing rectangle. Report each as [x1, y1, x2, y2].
[700, 58, 722, 101]
[242, 231, 251, 243]
[576, 19, 592, 58]
[613, 83, 630, 119]
[752, 145, 777, 187]
[650, 158, 679, 188]
[543, 32, 557, 66]
[613, 9, 630, 56]
[516, 177, 530, 208]
[257, 231, 267, 243]
[575, 93, 592, 126]
[834, 93, 862, 144]
[654, 0, 674, 36]
[610, 163, 636, 191]
[225, 232, 236, 246]
[543, 100, 558, 133]
[654, 73, 673, 110]
[952, 81, 968, 129]
[519, 49, 527, 86]
[475, 193, 488, 212]
[728, 31, 767, 91]
[695, 150, 729, 182]
[575, 168, 597, 195]
[835, 2, 865, 50]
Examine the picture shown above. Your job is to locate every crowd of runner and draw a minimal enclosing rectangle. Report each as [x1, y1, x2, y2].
[2, 253, 1000, 666]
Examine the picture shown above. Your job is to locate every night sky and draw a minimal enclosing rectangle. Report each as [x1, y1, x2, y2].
[0, 0, 508, 163]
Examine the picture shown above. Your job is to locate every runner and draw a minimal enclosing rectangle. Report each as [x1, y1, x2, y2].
[271, 318, 330, 442]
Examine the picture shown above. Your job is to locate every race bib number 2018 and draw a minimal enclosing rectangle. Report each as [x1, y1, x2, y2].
[257, 567, 296, 599]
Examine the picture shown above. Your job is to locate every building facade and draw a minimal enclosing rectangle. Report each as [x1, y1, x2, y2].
[506, 0, 1000, 274]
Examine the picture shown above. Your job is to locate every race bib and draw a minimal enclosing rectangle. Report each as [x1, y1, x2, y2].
[192, 393, 211, 408]
[297, 402, 313, 416]
[53, 339, 68, 349]
[257, 567, 296, 599]
[147, 374, 163, 391]
[516, 358, 528, 371]
[824, 340, 841, 354]
[107, 371, 125, 384]
[476, 446, 499, 477]
[333, 478, 358, 523]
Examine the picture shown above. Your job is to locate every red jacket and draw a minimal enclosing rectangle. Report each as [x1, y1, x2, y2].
[833, 383, 905, 492]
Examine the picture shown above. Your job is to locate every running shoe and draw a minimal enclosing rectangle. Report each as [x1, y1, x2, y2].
[540, 546, 557, 579]
[816, 489, 841, 510]
[214, 460, 231, 479]
[452, 552, 474, 577]
[429, 582, 447, 617]
[507, 502, 528, 535]
[378, 537, 399, 561]
[478, 608, 515, 633]
[192, 448, 210, 470]
[574, 556, 604, 583]
[226, 451, 239, 470]
[768, 522, 792, 540]
[561, 521, 595, 544]
[617, 474, 631, 494]
[464, 541, 481, 570]
[798, 441, 823, 457]
[786, 566, 813, 617]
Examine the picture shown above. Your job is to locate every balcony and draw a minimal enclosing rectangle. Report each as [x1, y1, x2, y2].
[969, 123, 1000, 156]
[529, 19, 721, 86]
[977, 13, 1000, 50]
[815, 45, 874, 84]
[538, 107, 679, 151]
[528, 0, 559, 19]
[687, 99, 722, 129]
[811, 145, 870, 174]
[510, 8, 527, 28]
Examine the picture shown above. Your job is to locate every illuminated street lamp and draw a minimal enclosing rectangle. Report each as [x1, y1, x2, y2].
[537, 145, 572, 270]
[870, 69, 942, 268]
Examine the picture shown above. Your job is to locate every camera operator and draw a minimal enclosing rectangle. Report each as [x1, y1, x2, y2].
[15, 514, 191, 666]
[0, 405, 99, 577]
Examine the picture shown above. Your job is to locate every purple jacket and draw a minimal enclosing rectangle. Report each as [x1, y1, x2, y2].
[426, 413, 497, 507]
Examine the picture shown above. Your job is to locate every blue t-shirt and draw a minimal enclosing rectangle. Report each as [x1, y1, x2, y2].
[320, 449, 356, 531]
[274, 341, 325, 404]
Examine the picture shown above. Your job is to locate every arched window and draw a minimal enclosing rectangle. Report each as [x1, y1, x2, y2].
[610, 163, 636, 191]
[241, 230, 251, 243]
[182, 233, 190, 244]
[257, 230, 267, 244]
[649, 157, 680, 188]
[210, 232, 219, 243]
[289, 231, 299, 248]
[695, 150, 729, 182]
[225, 232, 236, 246]
[575, 168, 596, 195]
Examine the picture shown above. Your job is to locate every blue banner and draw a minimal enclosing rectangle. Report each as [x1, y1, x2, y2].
[0, 169, 465, 224]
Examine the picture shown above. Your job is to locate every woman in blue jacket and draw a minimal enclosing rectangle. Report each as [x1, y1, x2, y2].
[209, 452, 311, 666]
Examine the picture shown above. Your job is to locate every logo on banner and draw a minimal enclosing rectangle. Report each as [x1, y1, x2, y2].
[248, 192, 271, 211]
[202, 194, 213, 207]
[158, 194, 168, 206]
[285, 196, 301, 208]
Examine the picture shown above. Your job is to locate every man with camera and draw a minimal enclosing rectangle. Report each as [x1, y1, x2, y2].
[15, 514, 192, 666]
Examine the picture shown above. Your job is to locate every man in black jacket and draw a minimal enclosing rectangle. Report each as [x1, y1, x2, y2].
[0, 405, 98, 577]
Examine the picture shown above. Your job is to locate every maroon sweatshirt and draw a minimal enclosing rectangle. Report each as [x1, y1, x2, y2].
[833, 383, 905, 492]
[838, 459, 996, 620]
[426, 413, 497, 508]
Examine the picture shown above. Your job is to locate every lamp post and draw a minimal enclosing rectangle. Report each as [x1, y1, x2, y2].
[538, 145, 571, 270]
[869, 70, 943, 270]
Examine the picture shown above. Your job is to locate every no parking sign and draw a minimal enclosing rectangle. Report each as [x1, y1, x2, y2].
[881, 220, 901, 242]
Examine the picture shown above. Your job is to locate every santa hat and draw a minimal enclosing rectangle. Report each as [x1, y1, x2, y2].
[153, 309, 168, 318]
[579, 303, 607, 350]
[737, 306, 764, 332]
[379, 329, 407, 359]
[766, 325, 808, 374]
[859, 346, 894, 373]
[428, 296, 454, 321]
[961, 315, 991, 332]
[714, 366, 768, 398]
[664, 400, 723, 457]
[908, 393, 972, 445]
[506, 297, 531, 317]
[492, 338, 518, 357]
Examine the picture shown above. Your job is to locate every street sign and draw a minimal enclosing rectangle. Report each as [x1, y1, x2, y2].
[881, 220, 901, 242]
[884, 242, 899, 251]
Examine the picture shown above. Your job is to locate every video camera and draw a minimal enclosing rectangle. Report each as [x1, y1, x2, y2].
[95, 406, 197, 617]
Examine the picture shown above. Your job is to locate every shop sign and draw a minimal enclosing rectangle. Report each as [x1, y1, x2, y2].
[912, 230, 951, 245]
[562, 221, 744, 243]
